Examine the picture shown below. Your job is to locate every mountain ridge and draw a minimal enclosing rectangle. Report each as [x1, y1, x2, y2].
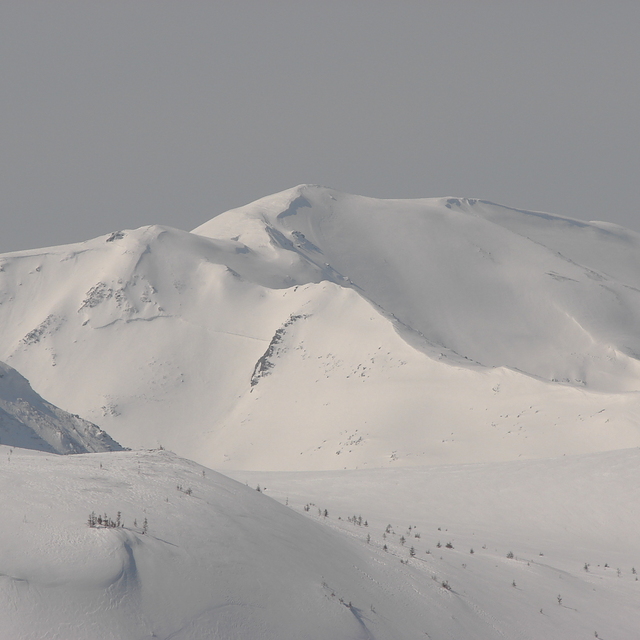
[1, 186, 640, 468]
[0, 360, 123, 453]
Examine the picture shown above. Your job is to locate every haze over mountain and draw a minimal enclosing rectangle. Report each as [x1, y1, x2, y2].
[1, 185, 640, 469]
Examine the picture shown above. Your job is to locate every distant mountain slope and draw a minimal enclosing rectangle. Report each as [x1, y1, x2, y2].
[0, 361, 122, 453]
[0, 186, 639, 469]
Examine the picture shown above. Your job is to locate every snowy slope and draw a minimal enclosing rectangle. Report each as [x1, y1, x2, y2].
[0, 446, 460, 640]
[2, 445, 639, 640]
[0, 360, 122, 453]
[1, 186, 640, 468]
[195, 187, 640, 391]
[230, 447, 640, 640]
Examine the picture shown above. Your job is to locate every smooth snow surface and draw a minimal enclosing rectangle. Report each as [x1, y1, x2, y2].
[0, 360, 122, 453]
[1, 186, 640, 468]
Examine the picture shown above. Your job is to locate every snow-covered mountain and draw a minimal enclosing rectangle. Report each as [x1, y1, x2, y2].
[4, 185, 640, 639]
[1, 185, 640, 468]
[2, 445, 639, 639]
[0, 360, 122, 453]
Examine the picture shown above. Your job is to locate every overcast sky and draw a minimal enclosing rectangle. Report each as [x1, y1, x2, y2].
[1, 1, 639, 253]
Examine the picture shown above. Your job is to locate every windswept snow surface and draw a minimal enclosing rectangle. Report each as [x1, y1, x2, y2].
[0, 360, 122, 454]
[1, 186, 640, 467]
[2, 445, 639, 640]
[0, 446, 450, 640]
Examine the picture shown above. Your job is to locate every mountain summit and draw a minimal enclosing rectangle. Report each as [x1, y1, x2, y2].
[196, 185, 640, 390]
[1, 186, 639, 469]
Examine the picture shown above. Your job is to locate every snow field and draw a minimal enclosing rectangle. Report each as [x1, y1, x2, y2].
[229, 447, 640, 639]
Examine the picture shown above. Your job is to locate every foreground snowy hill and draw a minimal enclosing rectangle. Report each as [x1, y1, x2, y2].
[0, 360, 122, 453]
[1, 186, 640, 468]
[2, 445, 638, 639]
[0, 447, 455, 640]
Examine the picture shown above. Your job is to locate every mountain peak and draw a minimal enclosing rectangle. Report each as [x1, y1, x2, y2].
[2, 187, 640, 468]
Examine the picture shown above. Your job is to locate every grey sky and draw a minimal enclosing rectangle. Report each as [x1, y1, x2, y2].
[2, 1, 639, 253]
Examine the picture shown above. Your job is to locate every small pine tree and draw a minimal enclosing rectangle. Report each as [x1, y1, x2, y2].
[383, 544, 388, 552]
